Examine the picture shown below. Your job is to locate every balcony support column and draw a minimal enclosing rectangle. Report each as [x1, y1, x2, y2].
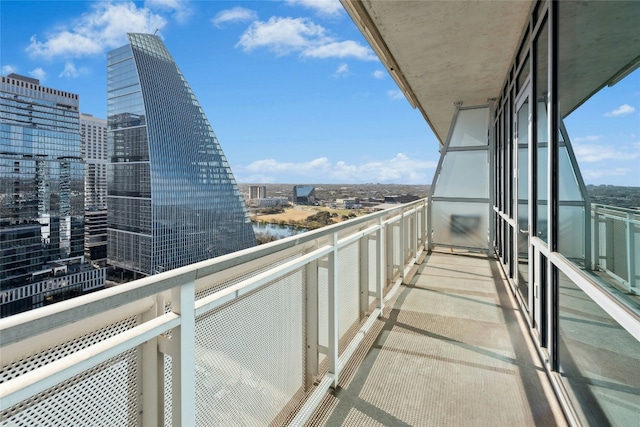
[328, 232, 339, 388]
[305, 260, 319, 390]
[171, 281, 196, 426]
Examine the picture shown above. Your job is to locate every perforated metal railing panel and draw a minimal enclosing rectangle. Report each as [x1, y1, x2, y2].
[337, 242, 360, 348]
[1, 317, 140, 426]
[193, 269, 305, 425]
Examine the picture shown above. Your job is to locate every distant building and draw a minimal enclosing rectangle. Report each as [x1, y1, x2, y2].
[84, 209, 107, 265]
[336, 198, 361, 209]
[80, 113, 108, 264]
[107, 34, 256, 276]
[0, 73, 104, 317]
[250, 185, 267, 199]
[0, 257, 105, 317]
[384, 195, 421, 204]
[293, 185, 316, 205]
[80, 113, 107, 210]
[250, 197, 289, 208]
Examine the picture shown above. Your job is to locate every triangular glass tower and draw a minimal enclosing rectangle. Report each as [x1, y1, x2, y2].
[107, 33, 255, 275]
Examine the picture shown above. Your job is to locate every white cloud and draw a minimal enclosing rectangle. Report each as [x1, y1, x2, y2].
[236, 16, 375, 61]
[212, 7, 258, 27]
[29, 67, 46, 81]
[301, 40, 377, 61]
[372, 70, 385, 79]
[237, 17, 326, 55]
[59, 61, 88, 78]
[604, 104, 635, 117]
[238, 153, 436, 184]
[145, 0, 192, 23]
[582, 167, 633, 180]
[333, 63, 349, 77]
[387, 89, 405, 100]
[285, 0, 343, 16]
[573, 141, 640, 163]
[27, 2, 167, 59]
[2, 65, 17, 75]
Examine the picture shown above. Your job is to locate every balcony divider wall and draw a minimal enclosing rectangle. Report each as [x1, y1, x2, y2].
[428, 105, 491, 253]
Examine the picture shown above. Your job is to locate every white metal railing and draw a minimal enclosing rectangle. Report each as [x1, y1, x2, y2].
[592, 203, 639, 294]
[0, 199, 427, 426]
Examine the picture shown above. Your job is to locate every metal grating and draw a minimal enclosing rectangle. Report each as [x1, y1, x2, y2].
[192, 269, 305, 425]
[1, 316, 140, 425]
[337, 242, 360, 351]
[163, 354, 172, 426]
[318, 255, 329, 351]
[1, 349, 138, 426]
[1, 317, 137, 382]
[194, 252, 302, 301]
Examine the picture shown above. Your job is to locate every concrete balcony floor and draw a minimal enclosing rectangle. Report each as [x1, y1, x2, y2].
[306, 250, 567, 426]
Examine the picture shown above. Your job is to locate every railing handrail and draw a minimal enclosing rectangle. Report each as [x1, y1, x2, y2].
[592, 203, 640, 215]
[0, 198, 427, 347]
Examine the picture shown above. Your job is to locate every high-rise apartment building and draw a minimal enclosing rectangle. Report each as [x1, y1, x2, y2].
[107, 33, 255, 276]
[81, 113, 108, 210]
[80, 113, 108, 264]
[250, 185, 267, 199]
[0, 74, 103, 316]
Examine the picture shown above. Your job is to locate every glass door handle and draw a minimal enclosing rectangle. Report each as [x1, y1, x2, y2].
[519, 228, 529, 235]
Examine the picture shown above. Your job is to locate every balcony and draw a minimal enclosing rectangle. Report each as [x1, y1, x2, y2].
[0, 199, 638, 425]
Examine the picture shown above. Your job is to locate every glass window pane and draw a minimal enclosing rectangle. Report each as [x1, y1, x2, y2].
[558, 269, 640, 425]
[449, 108, 489, 147]
[433, 151, 488, 198]
[432, 201, 488, 249]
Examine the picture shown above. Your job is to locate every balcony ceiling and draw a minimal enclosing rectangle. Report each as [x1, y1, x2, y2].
[343, 1, 640, 145]
[342, 0, 534, 144]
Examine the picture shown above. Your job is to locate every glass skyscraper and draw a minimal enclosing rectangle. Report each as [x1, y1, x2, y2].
[0, 74, 85, 289]
[107, 33, 255, 276]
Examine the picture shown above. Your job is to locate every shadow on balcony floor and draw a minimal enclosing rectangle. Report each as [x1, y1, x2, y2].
[305, 250, 567, 426]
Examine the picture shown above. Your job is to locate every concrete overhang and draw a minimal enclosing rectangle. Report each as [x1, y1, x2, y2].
[342, 0, 534, 144]
[342, 1, 640, 145]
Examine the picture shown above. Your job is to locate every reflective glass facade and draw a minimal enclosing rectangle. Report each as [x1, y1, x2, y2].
[107, 33, 255, 275]
[0, 74, 84, 289]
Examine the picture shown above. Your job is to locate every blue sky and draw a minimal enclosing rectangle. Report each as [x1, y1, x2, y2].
[1, 0, 638, 186]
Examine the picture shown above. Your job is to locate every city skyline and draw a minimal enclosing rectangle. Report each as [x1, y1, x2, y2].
[1, 0, 639, 186]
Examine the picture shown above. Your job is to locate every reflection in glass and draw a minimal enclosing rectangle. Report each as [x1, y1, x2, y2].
[107, 34, 255, 276]
[558, 270, 640, 424]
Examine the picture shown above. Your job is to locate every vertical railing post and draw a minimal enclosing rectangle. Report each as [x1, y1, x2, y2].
[171, 281, 196, 426]
[423, 199, 428, 250]
[400, 211, 405, 275]
[592, 206, 600, 271]
[377, 216, 385, 316]
[328, 232, 339, 388]
[386, 221, 394, 287]
[305, 260, 319, 390]
[140, 295, 164, 426]
[359, 230, 370, 319]
[626, 213, 636, 294]
[605, 217, 614, 273]
[412, 208, 418, 258]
